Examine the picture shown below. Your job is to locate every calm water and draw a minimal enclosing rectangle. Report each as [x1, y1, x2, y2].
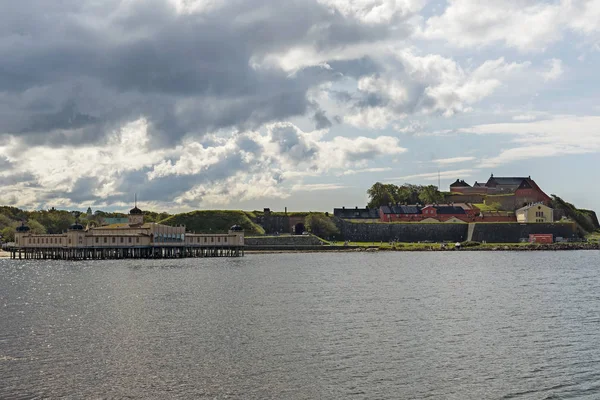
[1, 251, 600, 399]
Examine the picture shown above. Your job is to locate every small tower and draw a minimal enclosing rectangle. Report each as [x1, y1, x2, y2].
[128, 194, 144, 225]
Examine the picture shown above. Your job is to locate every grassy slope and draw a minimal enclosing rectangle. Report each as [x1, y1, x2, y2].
[159, 210, 265, 235]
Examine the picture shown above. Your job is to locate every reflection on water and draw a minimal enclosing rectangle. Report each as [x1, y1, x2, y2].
[1, 251, 600, 399]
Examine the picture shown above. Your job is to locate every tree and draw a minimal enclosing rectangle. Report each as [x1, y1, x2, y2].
[1, 226, 16, 242]
[304, 213, 340, 238]
[418, 185, 443, 204]
[367, 182, 398, 208]
[27, 220, 47, 235]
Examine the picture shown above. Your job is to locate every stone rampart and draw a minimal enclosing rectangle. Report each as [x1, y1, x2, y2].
[335, 220, 468, 242]
[470, 222, 577, 243]
[335, 219, 579, 243]
[245, 235, 322, 246]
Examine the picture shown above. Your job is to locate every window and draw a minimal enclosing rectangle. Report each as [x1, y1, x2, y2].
[128, 237, 132, 243]
[204, 237, 207, 243]
[120, 237, 124, 243]
[79, 236, 83, 243]
[211, 237, 214, 242]
[136, 237, 139, 243]
[224, 237, 227, 243]
[218, 237, 220, 243]
[104, 237, 107, 243]
[112, 237, 115, 243]
[95, 237, 99, 243]
[69, 239, 72, 244]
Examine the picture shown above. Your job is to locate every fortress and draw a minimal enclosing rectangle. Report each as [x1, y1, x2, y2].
[449, 174, 552, 209]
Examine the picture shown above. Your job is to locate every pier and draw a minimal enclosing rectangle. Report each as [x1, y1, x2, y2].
[11, 205, 245, 261]
[9, 245, 244, 260]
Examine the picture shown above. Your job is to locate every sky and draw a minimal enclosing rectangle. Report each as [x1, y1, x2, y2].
[1, 0, 599, 214]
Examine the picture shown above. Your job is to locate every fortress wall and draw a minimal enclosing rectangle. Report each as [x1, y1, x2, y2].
[335, 220, 468, 242]
[335, 219, 578, 243]
[245, 235, 322, 246]
[470, 223, 577, 243]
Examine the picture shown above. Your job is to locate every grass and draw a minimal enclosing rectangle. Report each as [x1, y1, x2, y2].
[586, 231, 600, 243]
[159, 210, 265, 235]
[321, 240, 592, 251]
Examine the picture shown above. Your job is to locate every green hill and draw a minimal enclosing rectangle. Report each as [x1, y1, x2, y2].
[158, 210, 264, 235]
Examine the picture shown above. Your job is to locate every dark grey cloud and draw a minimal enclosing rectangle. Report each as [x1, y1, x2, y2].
[0, 0, 416, 147]
[312, 110, 332, 129]
[270, 124, 317, 164]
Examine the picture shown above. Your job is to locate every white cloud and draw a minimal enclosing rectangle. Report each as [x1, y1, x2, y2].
[0, 118, 410, 209]
[542, 58, 564, 81]
[291, 183, 348, 192]
[339, 167, 392, 175]
[421, 0, 600, 52]
[393, 168, 475, 181]
[433, 156, 476, 165]
[345, 51, 530, 129]
[462, 115, 600, 167]
[317, 0, 425, 24]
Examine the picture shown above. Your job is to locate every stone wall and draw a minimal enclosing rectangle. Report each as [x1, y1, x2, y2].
[470, 223, 577, 243]
[335, 219, 579, 243]
[245, 235, 322, 246]
[335, 220, 468, 242]
[253, 213, 308, 234]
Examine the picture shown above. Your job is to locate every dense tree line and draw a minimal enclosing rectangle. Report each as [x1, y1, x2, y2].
[366, 183, 446, 208]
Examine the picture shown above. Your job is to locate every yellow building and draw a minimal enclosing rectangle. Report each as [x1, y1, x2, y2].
[12, 205, 244, 259]
[516, 203, 554, 223]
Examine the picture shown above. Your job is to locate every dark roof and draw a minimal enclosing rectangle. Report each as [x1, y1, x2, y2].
[16, 223, 30, 233]
[129, 206, 143, 215]
[69, 222, 84, 230]
[450, 179, 471, 188]
[380, 205, 421, 215]
[434, 206, 466, 215]
[486, 176, 529, 188]
[229, 225, 244, 231]
[333, 207, 380, 219]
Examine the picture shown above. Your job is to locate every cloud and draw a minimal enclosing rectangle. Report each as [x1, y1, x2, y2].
[0, 0, 425, 147]
[291, 183, 348, 191]
[542, 58, 564, 81]
[343, 52, 529, 128]
[433, 156, 476, 165]
[421, 0, 600, 52]
[393, 169, 475, 181]
[339, 167, 393, 175]
[0, 120, 406, 209]
[462, 115, 600, 167]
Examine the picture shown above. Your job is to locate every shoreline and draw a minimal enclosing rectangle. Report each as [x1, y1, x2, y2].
[2, 245, 597, 259]
[247, 243, 599, 253]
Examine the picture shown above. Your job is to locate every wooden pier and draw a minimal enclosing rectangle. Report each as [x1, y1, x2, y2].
[9, 245, 244, 260]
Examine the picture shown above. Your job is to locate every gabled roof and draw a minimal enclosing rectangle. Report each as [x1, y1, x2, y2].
[450, 179, 471, 187]
[517, 203, 552, 212]
[435, 206, 466, 215]
[333, 207, 380, 219]
[380, 205, 421, 214]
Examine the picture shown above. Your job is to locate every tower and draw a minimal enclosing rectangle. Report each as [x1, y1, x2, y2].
[128, 194, 144, 225]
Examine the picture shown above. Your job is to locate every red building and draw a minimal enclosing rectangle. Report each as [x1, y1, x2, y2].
[379, 203, 479, 223]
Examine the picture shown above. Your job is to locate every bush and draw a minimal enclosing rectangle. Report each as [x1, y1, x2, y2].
[461, 241, 481, 247]
[304, 213, 340, 238]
